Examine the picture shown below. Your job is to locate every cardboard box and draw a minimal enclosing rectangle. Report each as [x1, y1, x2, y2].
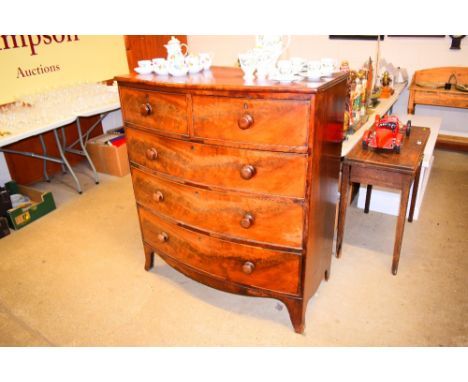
[86, 133, 130, 177]
[4, 181, 56, 230]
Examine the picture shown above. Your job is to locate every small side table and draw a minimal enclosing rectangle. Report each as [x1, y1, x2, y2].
[336, 126, 430, 275]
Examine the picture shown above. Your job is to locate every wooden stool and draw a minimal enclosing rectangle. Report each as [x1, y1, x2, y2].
[336, 126, 430, 275]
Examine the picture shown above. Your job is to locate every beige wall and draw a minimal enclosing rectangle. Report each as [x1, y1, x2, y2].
[0, 35, 128, 105]
[188, 35, 468, 136]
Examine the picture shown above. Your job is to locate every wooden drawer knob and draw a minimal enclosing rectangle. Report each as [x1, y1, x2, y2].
[140, 102, 152, 116]
[240, 212, 255, 229]
[153, 190, 164, 202]
[240, 164, 256, 180]
[157, 232, 168, 242]
[242, 261, 255, 275]
[238, 113, 254, 130]
[146, 148, 158, 161]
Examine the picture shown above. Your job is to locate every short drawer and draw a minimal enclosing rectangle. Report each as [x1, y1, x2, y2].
[132, 167, 304, 249]
[119, 87, 188, 135]
[139, 207, 301, 295]
[192, 95, 309, 148]
[127, 127, 307, 198]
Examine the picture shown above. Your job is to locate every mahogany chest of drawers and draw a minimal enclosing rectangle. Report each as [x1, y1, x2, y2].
[116, 67, 347, 333]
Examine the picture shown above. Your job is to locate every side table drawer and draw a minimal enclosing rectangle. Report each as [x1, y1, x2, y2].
[192, 95, 309, 148]
[127, 127, 307, 198]
[132, 167, 304, 249]
[119, 87, 188, 136]
[139, 207, 301, 295]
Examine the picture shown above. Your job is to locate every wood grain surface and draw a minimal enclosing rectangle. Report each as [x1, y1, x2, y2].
[119, 87, 188, 135]
[131, 166, 304, 249]
[192, 95, 309, 147]
[126, 127, 308, 198]
[139, 206, 301, 295]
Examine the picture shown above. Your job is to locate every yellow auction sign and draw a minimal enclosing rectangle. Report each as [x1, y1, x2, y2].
[0, 35, 129, 104]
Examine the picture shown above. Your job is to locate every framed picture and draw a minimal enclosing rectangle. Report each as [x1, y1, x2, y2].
[329, 35, 384, 41]
[387, 35, 445, 38]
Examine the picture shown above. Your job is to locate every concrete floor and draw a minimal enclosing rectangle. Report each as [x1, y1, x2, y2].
[0, 149, 467, 346]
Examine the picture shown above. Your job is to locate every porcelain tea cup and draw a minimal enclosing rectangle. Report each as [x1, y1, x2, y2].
[186, 54, 203, 74]
[134, 66, 153, 75]
[307, 60, 321, 72]
[290, 57, 305, 74]
[277, 60, 293, 76]
[168, 60, 188, 77]
[320, 58, 337, 76]
[152, 58, 168, 75]
[199, 52, 213, 70]
[238, 53, 256, 79]
[138, 60, 152, 68]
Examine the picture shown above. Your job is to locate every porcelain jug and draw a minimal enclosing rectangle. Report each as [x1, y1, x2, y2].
[164, 36, 189, 63]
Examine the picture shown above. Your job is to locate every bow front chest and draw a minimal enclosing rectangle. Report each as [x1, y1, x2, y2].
[116, 67, 347, 333]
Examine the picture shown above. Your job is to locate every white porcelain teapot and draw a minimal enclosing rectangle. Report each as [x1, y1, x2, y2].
[164, 36, 189, 63]
[255, 35, 290, 58]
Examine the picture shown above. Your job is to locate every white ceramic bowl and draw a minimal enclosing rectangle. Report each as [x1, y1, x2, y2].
[188, 64, 203, 74]
[168, 66, 189, 77]
[135, 66, 153, 75]
[138, 60, 152, 68]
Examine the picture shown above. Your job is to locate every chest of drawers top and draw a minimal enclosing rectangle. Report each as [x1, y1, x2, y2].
[115, 66, 347, 96]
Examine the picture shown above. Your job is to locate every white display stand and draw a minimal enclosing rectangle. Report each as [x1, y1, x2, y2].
[356, 115, 441, 220]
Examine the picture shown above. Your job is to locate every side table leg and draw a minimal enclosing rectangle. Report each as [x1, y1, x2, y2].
[392, 179, 411, 275]
[336, 163, 351, 258]
[364, 184, 373, 213]
[408, 163, 422, 223]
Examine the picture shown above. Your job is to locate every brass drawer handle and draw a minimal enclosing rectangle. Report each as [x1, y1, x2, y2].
[242, 261, 255, 275]
[153, 190, 164, 202]
[158, 232, 168, 242]
[238, 113, 254, 130]
[240, 212, 254, 229]
[146, 148, 158, 161]
[140, 102, 152, 116]
[240, 164, 256, 180]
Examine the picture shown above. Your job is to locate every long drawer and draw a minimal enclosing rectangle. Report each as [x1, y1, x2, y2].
[138, 207, 301, 295]
[119, 87, 188, 135]
[126, 127, 307, 198]
[192, 95, 309, 148]
[131, 167, 304, 249]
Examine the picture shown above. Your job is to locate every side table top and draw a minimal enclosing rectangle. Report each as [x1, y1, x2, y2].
[345, 126, 430, 173]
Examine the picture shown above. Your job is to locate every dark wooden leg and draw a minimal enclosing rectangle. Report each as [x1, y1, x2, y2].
[392, 179, 411, 275]
[350, 182, 360, 204]
[408, 163, 422, 223]
[144, 243, 154, 271]
[336, 163, 351, 258]
[282, 297, 306, 334]
[364, 184, 373, 213]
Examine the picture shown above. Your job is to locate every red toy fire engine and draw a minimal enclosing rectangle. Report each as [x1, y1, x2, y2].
[362, 115, 411, 153]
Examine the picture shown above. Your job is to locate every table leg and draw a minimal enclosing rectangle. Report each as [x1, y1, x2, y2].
[392, 177, 411, 275]
[364, 184, 373, 213]
[60, 127, 67, 173]
[76, 118, 99, 184]
[336, 163, 351, 258]
[408, 163, 422, 223]
[38, 134, 50, 183]
[53, 129, 82, 194]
